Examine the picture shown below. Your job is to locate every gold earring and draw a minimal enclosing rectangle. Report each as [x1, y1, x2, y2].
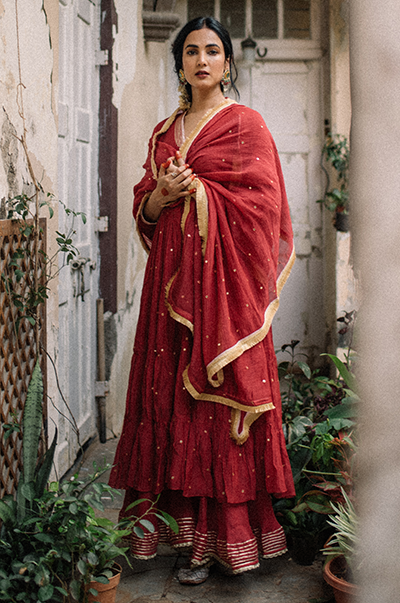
[178, 69, 191, 110]
[221, 70, 231, 88]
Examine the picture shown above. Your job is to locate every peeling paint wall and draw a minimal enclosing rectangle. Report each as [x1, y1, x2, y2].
[0, 0, 59, 434]
[329, 1, 359, 346]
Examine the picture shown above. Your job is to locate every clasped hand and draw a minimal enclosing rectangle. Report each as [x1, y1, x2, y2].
[143, 150, 196, 222]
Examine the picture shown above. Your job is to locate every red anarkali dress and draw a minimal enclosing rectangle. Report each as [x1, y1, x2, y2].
[109, 99, 296, 574]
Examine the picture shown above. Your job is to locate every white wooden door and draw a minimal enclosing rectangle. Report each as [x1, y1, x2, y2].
[186, 0, 326, 360]
[233, 7, 325, 362]
[57, 0, 101, 474]
[239, 58, 324, 358]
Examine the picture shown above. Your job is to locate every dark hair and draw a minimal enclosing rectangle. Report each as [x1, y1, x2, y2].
[171, 16, 239, 104]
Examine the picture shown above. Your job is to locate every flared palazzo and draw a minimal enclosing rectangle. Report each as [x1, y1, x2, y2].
[119, 489, 288, 574]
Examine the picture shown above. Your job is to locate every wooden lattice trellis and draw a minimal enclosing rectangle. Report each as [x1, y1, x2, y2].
[0, 218, 47, 497]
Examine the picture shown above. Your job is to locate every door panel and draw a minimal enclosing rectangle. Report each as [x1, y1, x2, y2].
[238, 57, 324, 357]
[57, 0, 100, 474]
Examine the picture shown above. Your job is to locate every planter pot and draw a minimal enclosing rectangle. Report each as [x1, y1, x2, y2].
[288, 534, 320, 566]
[323, 556, 357, 603]
[334, 211, 349, 232]
[87, 563, 122, 603]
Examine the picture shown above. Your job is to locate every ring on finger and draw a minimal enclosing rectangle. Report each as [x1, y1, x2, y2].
[171, 172, 178, 178]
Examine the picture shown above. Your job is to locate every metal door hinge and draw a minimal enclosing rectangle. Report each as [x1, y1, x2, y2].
[95, 381, 110, 397]
[95, 216, 109, 232]
[95, 49, 109, 66]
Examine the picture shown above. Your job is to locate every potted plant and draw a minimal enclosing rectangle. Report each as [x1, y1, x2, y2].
[317, 133, 350, 232]
[275, 337, 358, 566]
[0, 362, 178, 603]
[322, 490, 359, 603]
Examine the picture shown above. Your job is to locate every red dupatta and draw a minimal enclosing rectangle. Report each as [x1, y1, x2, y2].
[134, 99, 295, 444]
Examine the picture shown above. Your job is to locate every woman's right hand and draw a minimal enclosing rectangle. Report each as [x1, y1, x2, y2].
[143, 151, 196, 222]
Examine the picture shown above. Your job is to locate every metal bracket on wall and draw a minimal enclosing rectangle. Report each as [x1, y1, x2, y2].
[95, 216, 109, 232]
[95, 381, 110, 397]
[95, 49, 109, 66]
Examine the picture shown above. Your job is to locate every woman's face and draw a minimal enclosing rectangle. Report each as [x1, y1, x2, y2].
[182, 27, 228, 96]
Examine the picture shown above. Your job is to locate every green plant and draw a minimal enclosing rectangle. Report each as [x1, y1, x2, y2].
[275, 340, 358, 561]
[317, 133, 349, 215]
[299, 352, 358, 520]
[322, 488, 359, 582]
[278, 340, 341, 447]
[2, 193, 86, 336]
[0, 364, 178, 602]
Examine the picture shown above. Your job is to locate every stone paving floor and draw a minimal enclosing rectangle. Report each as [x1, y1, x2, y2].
[76, 437, 334, 603]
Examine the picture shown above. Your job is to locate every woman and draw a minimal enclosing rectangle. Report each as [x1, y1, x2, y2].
[109, 16, 296, 584]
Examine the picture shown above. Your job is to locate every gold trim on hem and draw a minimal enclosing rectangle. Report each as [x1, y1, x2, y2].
[262, 547, 288, 559]
[130, 552, 157, 560]
[192, 553, 260, 575]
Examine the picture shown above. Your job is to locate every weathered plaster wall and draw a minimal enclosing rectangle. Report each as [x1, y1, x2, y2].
[105, 0, 181, 436]
[329, 0, 351, 135]
[330, 1, 358, 341]
[0, 0, 59, 432]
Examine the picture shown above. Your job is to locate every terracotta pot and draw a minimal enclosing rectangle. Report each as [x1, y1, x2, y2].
[87, 563, 122, 603]
[323, 556, 357, 603]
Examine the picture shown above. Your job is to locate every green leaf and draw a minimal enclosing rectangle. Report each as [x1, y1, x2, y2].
[139, 519, 155, 533]
[69, 502, 78, 514]
[34, 533, 55, 543]
[285, 510, 297, 525]
[38, 585, 54, 601]
[125, 498, 147, 512]
[87, 552, 98, 565]
[155, 511, 179, 534]
[307, 501, 332, 515]
[94, 576, 110, 584]
[35, 429, 58, 498]
[133, 526, 145, 539]
[289, 415, 313, 441]
[324, 400, 356, 420]
[297, 361, 312, 380]
[330, 418, 355, 431]
[22, 362, 44, 485]
[69, 579, 81, 601]
[0, 499, 16, 526]
[0, 578, 13, 591]
[21, 481, 36, 502]
[321, 354, 357, 392]
[77, 559, 87, 575]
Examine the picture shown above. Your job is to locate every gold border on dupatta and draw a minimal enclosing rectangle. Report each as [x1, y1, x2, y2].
[183, 365, 275, 415]
[180, 98, 236, 255]
[205, 246, 296, 382]
[135, 192, 153, 254]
